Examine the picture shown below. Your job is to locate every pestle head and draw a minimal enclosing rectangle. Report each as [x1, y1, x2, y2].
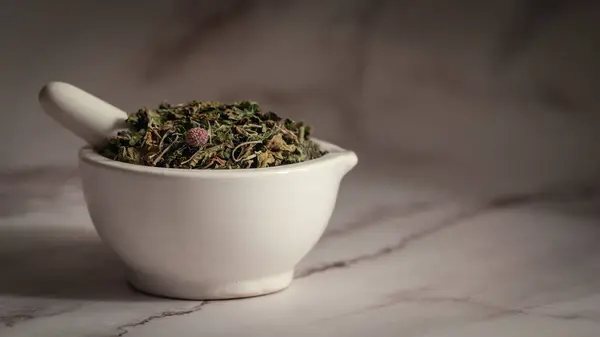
[38, 82, 129, 147]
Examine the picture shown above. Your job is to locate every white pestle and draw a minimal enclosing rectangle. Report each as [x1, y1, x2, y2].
[38, 82, 129, 147]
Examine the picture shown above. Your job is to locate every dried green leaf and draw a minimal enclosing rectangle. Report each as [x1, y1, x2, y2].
[257, 151, 276, 168]
[267, 134, 296, 153]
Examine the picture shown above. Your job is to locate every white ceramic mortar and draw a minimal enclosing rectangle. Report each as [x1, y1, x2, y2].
[39, 82, 358, 299]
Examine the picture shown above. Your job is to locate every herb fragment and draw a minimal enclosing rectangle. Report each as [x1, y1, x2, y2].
[98, 101, 327, 169]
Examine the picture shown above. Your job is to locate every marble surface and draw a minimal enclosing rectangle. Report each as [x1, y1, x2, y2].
[1, 165, 599, 337]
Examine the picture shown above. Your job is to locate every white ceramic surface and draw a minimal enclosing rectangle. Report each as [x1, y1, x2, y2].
[78, 140, 357, 300]
[38, 82, 129, 147]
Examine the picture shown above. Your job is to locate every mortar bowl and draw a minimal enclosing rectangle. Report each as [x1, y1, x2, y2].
[78, 139, 357, 300]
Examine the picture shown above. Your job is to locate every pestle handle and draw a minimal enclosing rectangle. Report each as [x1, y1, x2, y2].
[38, 82, 129, 147]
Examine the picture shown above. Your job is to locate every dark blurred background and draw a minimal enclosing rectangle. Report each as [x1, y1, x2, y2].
[1, 0, 599, 195]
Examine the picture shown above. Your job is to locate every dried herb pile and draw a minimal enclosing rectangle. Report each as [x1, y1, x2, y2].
[98, 101, 327, 169]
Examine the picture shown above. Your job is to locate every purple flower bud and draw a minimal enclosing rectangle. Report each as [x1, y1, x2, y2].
[186, 127, 209, 147]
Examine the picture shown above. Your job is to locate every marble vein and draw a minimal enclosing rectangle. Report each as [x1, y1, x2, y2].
[543, 312, 600, 324]
[109, 302, 206, 337]
[0, 302, 82, 328]
[328, 289, 600, 326]
[321, 201, 436, 239]
[397, 294, 600, 325]
[296, 184, 600, 279]
[317, 288, 525, 323]
[317, 287, 600, 336]
[295, 206, 480, 279]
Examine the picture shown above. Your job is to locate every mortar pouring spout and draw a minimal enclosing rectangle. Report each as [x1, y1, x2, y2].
[328, 148, 358, 178]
